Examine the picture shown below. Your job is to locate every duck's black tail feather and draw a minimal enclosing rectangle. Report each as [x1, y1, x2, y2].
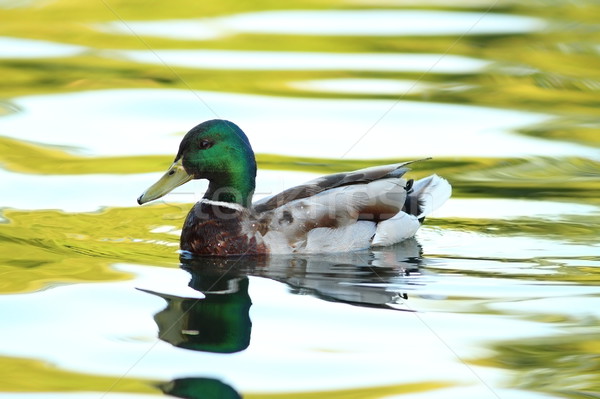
[404, 175, 452, 223]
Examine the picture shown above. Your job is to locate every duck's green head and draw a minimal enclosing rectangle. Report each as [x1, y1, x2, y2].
[137, 119, 257, 207]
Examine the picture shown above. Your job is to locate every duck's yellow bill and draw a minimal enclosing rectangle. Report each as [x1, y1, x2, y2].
[137, 159, 193, 205]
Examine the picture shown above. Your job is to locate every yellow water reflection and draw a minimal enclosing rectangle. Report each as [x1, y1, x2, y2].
[0, 206, 181, 293]
[0, 0, 599, 398]
[0, 356, 157, 394]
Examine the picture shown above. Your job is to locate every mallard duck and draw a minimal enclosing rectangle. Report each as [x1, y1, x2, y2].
[137, 119, 451, 256]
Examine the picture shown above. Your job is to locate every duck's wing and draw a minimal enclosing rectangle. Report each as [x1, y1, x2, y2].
[252, 159, 428, 213]
[257, 180, 401, 253]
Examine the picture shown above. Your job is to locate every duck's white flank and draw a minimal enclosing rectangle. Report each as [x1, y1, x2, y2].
[372, 212, 421, 247]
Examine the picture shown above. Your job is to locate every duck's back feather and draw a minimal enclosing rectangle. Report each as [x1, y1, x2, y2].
[252, 160, 424, 213]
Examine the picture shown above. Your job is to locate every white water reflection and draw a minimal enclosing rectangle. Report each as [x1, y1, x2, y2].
[0, 168, 315, 212]
[289, 78, 431, 95]
[347, 0, 498, 6]
[106, 49, 489, 73]
[0, 37, 86, 59]
[395, 387, 559, 399]
[0, 169, 156, 212]
[419, 228, 600, 260]
[4, 88, 597, 161]
[436, 198, 599, 220]
[0, 0, 39, 8]
[98, 10, 545, 40]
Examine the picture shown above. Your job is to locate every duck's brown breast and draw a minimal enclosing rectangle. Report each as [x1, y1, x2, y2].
[180, 201, 267, 256]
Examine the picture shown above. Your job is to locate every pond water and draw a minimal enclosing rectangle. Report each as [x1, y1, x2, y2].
[1, 1, 599, 398]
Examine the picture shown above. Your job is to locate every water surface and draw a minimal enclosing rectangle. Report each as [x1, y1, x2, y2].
[0, 1, 599, 399]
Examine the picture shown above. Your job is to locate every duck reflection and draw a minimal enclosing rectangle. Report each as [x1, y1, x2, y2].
[146, 240, 424, 398]
[140, 266, 252, 354]
[249, 238, 423, 309]
[159, 377, 241, 399]
[142, 238, 423, 355]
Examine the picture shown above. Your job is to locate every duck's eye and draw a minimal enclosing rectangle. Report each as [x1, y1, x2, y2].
[198, 139, 213, 150]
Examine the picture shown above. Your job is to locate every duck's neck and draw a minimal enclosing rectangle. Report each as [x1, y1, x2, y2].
[203, 162, 256, 208]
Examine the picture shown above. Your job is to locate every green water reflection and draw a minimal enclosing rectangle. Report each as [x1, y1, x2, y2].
[484, 334, 600, 398]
